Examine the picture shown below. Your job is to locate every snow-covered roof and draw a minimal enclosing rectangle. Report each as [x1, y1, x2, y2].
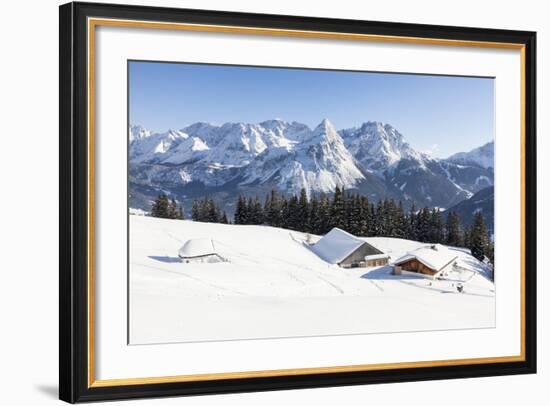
[393, 244, 458, 272]
[178, 239, 217, 258]
[364, 253, 390, 261]
[311, 228, 366, 264]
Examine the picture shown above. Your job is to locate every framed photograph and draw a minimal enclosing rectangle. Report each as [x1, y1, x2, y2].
[59, 1, 537, 403]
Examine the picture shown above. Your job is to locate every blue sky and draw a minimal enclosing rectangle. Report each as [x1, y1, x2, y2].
[129, 61, 494, 158]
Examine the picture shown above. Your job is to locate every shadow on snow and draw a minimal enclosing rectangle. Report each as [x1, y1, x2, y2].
[148, 255, 181, 264]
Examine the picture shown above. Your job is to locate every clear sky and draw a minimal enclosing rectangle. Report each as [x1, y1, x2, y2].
[129, 61, 494, 158]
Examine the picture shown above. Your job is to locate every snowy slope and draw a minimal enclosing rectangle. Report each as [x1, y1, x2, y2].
[446, 141, 494, 169]
[129, 215, 495, 344]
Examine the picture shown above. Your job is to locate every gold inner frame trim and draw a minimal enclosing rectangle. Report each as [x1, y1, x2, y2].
[87, 17, 527, 388]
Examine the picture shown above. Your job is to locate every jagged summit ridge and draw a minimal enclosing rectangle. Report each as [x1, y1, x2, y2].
[129, 118, 494, 211]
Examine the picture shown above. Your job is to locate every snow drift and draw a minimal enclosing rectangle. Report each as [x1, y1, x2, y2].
[129, 215, 495, 344]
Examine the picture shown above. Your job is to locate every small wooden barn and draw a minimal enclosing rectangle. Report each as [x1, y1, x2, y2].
[311, 228, 389, 268]
[393, 244, 458, 278]
[178, 239, 225, 263]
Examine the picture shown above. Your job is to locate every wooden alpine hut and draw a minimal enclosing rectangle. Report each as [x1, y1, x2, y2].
[311, 228, 389, 268]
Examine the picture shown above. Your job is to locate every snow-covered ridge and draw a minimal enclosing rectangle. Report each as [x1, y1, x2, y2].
[447, 141, 494, 169]
[129, 119, 494, 211]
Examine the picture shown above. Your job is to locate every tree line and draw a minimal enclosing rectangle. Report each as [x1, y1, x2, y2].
[150, 193, 184, 219]
[233, 187, 493, 263]
[191, 197, 229, 224]
[150, 187, 493, 264]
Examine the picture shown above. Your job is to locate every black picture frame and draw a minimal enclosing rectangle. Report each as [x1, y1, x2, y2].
[59, 1, 537, 403]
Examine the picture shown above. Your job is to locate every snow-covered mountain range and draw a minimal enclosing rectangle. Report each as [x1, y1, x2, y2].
[447, 141, 494, 169]
[129, 119, 494, 218]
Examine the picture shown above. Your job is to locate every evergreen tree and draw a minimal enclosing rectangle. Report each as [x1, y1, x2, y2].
[445, 211, 462, 247]
[297, 188, 310, 231]
[470, 212, 489, 261]
[251, 196, 263, 225]
[309, 194, 320, 234]
[191, 200, 200, 221]
[408, 204, 418, 241]
[318, 193, 331, 234]
[151, 193, 170, 218]
[486, 236, 495, 265]
[348, 194, 362, 235]
[234, 195, 247, 224]
[374, 200, 385, 236]
[268, 189, 282, 227]
[394, 200, 407, 238]
[168, 198, 178, 219]
[463, 225, 471, 249]
[280, 197, 289, 229]
[416, 208, 431, 242]
[359, 196, 370, 236]
[330, 186, 346, 229]
[428, 208, 444, 243]
[220, 211, 229, 224]
[263, 193, 272, 225]
[286, 195, 299, 230]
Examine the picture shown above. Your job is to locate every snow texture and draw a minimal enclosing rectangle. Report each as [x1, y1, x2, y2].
[129, 216, 495, 344]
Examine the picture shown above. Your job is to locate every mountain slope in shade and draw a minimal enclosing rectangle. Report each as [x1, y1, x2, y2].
[128, 119, 494, 216]
[446, 141, 494, 169]
[444, 186, 494, 233]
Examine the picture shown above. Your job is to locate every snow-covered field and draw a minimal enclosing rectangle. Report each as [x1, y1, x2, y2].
[129, 215, 495, 344]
